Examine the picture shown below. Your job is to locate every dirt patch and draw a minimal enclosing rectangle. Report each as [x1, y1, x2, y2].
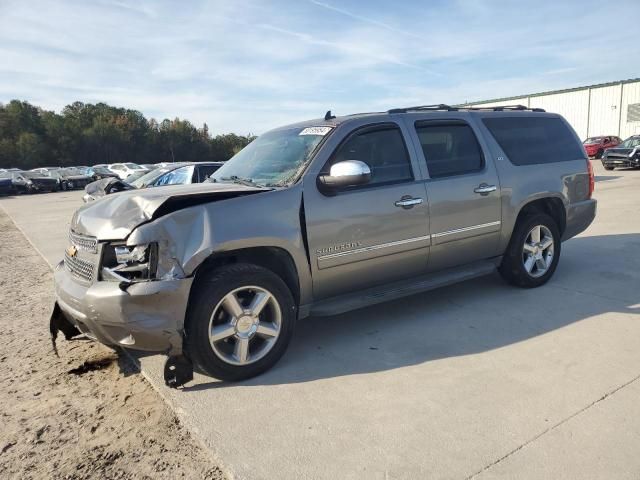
[0, 211, 226, 479]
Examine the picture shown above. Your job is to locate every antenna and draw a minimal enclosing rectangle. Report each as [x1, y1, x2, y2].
[324, 110, 336, 121]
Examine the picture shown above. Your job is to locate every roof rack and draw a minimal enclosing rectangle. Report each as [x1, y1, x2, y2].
[388, 104, 546, 113]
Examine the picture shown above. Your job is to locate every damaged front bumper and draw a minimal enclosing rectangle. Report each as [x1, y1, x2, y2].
[51, 261, 194, 386]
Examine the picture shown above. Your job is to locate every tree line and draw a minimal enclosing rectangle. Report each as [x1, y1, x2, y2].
[0, 100, 256, 170]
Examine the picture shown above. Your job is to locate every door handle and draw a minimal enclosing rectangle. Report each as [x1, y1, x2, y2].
[395, 197, 423, 208]
[474, 184, 497, 195]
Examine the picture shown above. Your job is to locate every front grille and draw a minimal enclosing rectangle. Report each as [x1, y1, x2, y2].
[69, 230, 98, 253]
[64, 251, 95, 282]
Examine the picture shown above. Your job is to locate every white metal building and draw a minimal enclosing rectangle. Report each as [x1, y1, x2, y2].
[462, 78, 640, 141]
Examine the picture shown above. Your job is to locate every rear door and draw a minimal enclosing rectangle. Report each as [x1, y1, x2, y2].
[304, 122, 430, 300]
[405, 116, 502, 272]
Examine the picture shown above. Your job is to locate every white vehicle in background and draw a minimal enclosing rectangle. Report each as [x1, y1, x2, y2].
[108, 163, 148, 180]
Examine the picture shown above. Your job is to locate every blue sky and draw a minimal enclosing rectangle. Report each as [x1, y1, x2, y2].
[1, 0, 639, 134]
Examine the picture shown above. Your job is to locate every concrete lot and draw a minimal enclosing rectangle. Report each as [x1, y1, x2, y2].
[1, 161, 639, 480]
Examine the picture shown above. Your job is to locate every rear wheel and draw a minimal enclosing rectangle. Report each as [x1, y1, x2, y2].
[499, 213, 561, 288]
[185, 263, 296, 381]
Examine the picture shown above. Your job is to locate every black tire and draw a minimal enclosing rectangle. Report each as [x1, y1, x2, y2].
[185, 263, 296, 381]
[499, 213, 561, 288]
[603, 165, 614, 171]
[595, 149, 604, 159]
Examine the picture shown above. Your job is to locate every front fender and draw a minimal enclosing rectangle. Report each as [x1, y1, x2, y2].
[127, 185, 313, 305]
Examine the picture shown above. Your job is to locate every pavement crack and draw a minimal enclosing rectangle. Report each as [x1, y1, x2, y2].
[465, 371, 640, 479]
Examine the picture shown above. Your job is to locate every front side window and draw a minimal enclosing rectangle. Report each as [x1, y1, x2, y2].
[415, 123, 484, 178]
[197, 165, 220, 182]
[326, 126, 413, 186]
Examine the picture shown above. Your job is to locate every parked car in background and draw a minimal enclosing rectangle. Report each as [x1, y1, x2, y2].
[108, 163, 148, 179]
[0, 172, 13, 195]
[583, 136, 621, 158]
[83, 162, 223, 202]
[53, 107, 596, 387]
[1, 171, 58, 194]
[141, 164, 159, 171]
[85, 166, 120, 181]
[31, 167, 61, 172]
[46, 168, 93, 190]
[601, 135, 640, 170]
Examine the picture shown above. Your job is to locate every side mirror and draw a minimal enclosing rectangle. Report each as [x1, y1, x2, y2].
[318, 160, 371, 190]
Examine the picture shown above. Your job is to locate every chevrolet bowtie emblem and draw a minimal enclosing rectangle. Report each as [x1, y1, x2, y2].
[66, 245, 78, 258]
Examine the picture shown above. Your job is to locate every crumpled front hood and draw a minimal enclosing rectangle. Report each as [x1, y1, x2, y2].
[71, 182, 270, 240]
[605, 147, 633, 155]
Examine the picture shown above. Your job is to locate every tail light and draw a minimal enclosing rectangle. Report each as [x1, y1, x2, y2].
[586, 159, 594, 198]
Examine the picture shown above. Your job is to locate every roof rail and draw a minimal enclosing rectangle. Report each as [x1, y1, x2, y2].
[388, 104, 546, 113]
[388, 104, 456, 114]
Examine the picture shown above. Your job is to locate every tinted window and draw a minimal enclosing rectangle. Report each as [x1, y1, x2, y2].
[197, 165, 220, 182]
[483, 116, 585, 165]
[415, 123, 483, 178]
[329, 126, 412, 186]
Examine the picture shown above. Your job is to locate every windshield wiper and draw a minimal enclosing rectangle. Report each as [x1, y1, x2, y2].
[219, 175, 265, 188]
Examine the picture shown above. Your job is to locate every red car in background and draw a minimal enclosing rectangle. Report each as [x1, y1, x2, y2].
[583, 136, 622, 158]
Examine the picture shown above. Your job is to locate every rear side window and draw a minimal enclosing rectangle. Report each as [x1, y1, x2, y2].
[415, 123, 484, 178]
[483, 116, 585, 165]
[329, 126, 413, 186]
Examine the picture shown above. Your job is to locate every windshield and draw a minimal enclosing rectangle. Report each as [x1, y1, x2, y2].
[93, 167, 111, 174]
[0, 172, 11, 178]
[130, 166, 176, 188]
[125, 163, 142, 169]
[62, 168, 83, 176]
[210, 126, 332, 187]
[584, 137, 602, 144]
[619, 137, 640, 148]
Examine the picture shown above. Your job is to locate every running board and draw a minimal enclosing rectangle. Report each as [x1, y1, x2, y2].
[309, 259, 499, 317]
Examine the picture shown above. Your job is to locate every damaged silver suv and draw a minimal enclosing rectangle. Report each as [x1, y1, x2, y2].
[51, 105, 596, 387]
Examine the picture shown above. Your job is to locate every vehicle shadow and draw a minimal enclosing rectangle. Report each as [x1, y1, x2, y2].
[595, 176, 621, 182]
[181, 233, 640, 391]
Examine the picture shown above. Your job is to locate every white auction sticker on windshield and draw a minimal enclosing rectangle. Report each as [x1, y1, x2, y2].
[299, 126, 332, 136]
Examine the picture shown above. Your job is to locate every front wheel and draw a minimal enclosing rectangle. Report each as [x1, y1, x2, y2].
[499, 213, 561, 288]
[185, 263, 296, 381]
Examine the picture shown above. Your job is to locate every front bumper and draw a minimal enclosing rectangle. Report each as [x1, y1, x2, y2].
[562, 199, 597, 241]
[53, 260, 193, 354]
[602, 157, 640, 168]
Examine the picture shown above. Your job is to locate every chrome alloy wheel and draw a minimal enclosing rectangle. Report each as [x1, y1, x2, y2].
[208, 286, 282, 366]
[522, 225, 554, 278]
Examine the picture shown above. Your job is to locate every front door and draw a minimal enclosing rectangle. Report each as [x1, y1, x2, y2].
[304, 123, 430, 300]
[407, 118, 502, 272]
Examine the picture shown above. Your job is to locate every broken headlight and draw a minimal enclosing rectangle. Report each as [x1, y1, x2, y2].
[101, 242, 158, 282]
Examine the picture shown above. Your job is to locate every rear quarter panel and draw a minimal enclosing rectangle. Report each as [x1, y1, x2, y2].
[471, 113, 590, 252]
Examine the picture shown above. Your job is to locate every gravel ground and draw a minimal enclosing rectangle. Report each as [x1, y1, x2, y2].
[0, 211, 226, 480]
